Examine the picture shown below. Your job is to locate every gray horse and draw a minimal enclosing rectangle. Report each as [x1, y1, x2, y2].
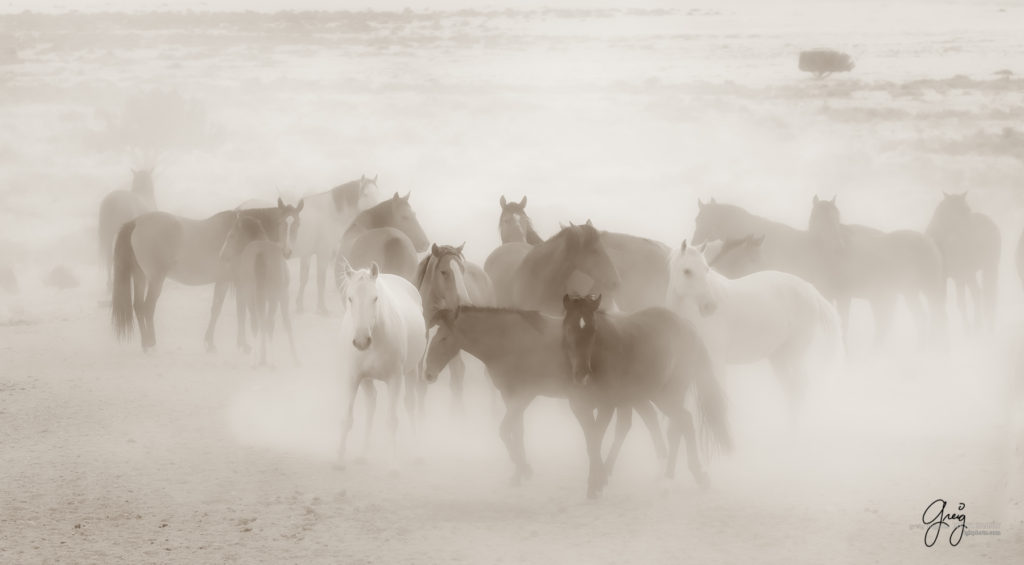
[98, 168, 156, 290]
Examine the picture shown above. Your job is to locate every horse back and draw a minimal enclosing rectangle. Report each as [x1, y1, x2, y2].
[484, 242, 531, 306]
[600, 232, 670, 311]
[380, 274, 426, 369]
[349, 228, 419, 282]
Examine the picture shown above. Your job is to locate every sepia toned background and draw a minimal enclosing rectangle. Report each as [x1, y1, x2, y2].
[1, 1, 1022, 563]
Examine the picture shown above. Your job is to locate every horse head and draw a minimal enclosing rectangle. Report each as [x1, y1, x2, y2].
[422, 243, 470, 325]
[423, 307, 461, 383]
[670, 239, 719, 317]
[562, 293, 602, 385]
[561, 220, 619, 296]
[343, 261, 382, 351]
[219, 213, 267, 263]
[499, 195, 534, 244]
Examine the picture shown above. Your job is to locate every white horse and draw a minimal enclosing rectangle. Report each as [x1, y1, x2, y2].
[667, 240, 842, 413]
[294, 175, 381, 315]
[336, 260, 426, 469]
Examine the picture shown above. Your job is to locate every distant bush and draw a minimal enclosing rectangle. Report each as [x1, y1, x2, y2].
[799, 49, 855, 79]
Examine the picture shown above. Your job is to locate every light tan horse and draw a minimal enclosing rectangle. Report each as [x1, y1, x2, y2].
[111, 199, 301, 352]
[926, 192, 1001, 333]
[98, 168, 156, 291]
[414, 243, 496, 411]
[293, 175, 380, 315]
[809, 196, 946, 346]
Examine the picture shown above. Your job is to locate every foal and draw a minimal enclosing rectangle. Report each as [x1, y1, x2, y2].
[220, 201, 303, 366]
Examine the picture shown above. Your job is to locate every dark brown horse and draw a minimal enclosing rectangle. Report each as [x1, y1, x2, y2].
[111, 199, 301, 351]
[488, 198, 669, 311]
[423, 306, 667, 490]
[926, 192, 1001, 333]
[562, 294, 731, 498]
[511, 221, 620, 315]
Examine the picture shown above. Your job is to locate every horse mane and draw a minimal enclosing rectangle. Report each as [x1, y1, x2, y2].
[707, 236, 753, 268]
[499, 206, 544, 245]
[352, 197, 395, 230]
[330, 179, 368, 214]
[456, 305, 548, 333]
[414, 245, 465, 290]
[521, 224, 596, 293]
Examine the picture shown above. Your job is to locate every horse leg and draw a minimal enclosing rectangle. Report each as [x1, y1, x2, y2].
[634, 399, 667, 462]
[141, 273, 166, 351]
[337, 372, 363, 468]
[499, 393, 531, 484]
[358, 379, 376, 461]
[447, 353, 466, 415]
[203, 279, 229, 353]
[659, 401, 708, 488]
[280, 295, 299, 366]
[604, 406, 633, 479]
[386, 374, 403, 472]
[569, 396, 606, 499]
[982, 264, 998, 333]
[297, 255, 310, 314]
[263, 299, 278, 367]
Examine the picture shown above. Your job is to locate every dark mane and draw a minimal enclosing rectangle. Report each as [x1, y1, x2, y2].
[708, 236, 754, 267]
[456, 305, 548, 331]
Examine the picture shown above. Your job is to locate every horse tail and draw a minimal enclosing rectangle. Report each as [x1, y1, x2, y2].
[690, 336, 732, 458]
[111, 220, 137, 341]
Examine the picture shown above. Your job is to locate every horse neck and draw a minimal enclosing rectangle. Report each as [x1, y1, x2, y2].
[454, 311, 529, 363]
[525, 226, 543, 245]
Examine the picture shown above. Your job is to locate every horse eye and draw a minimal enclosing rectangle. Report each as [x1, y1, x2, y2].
[683, 268, 692, 276]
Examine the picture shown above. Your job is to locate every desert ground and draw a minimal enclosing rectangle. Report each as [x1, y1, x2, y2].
[1, 2, 1023, 563]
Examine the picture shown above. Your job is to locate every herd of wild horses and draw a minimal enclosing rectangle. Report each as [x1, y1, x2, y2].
[97, 171, 1018, 498]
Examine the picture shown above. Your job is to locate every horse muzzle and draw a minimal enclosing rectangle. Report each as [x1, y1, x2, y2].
[423, 370, 438, 383]
[352, 336, 372, 351]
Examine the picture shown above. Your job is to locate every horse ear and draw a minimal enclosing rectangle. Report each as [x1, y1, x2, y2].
[697, 198, 704, 210]
[392, 192, 400, 201]
[277, 197, 285, 208]
[559, 222, 568, 230]
[830, 195, 837, 204]
[500, 195, 508, 208]
[563, 293, 572, 311]
[431, 243, 441, 257]
[710, 197, 717, 204]
[519, 196, 527, 208]
[456, 242, 465, 255]
[370, 262, 380, 279]
[361, 174, 366, 182]
[681, 239, 688, 252]
[339, 256, 354, 278]
[402, 191, 411, 202]
[296, 199, 305, 213]
[813, 194, 820, 203]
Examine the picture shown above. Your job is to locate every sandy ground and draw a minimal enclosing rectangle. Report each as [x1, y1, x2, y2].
[1, 281, 1022, 563]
